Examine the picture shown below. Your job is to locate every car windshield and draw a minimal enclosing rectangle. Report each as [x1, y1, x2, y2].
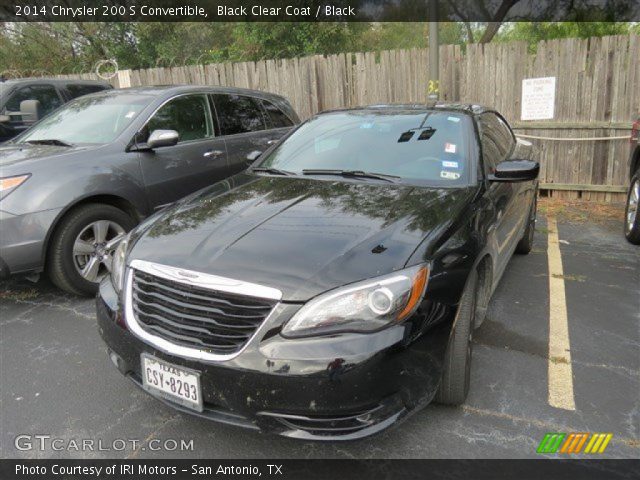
[257, 111, 473, 186]
[15, 94, 154, 145]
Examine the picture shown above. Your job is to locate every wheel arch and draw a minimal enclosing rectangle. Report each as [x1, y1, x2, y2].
[474, 253, 494, 328]
[41, 194, 144, 267]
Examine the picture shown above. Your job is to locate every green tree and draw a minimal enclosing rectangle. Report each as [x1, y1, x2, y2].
[222, 23, 357, 61]
[495, 22, 633, 49]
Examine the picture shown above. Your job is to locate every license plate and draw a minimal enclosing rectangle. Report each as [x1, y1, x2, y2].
[141, 354, 203, 412]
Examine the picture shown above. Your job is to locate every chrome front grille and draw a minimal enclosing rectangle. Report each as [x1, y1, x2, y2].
[129, 267, 278, 356]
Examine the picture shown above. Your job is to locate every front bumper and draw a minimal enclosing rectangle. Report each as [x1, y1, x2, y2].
[97, 279, 453, 440]
[0, 208, 62, 276]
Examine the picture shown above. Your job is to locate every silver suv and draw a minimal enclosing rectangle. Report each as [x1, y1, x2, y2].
[0, 85, 299, 295]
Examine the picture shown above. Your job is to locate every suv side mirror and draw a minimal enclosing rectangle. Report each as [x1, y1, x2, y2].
[20, 99, 42, 124]
[489, 159, 539, 182]
[147, 129, 179, 149]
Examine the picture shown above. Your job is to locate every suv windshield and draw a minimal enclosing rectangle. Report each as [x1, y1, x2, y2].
[16, 94, 154, 145]
[257, 111, 473, 186]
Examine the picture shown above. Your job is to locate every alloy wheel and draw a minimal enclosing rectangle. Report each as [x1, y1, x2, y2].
[72, 220, 126, 283]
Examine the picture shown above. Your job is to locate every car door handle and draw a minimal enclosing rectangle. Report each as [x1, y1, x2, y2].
[203, 150, 224, 158]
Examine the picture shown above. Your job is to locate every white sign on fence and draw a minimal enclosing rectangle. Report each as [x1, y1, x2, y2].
[521, 77, 556, 120]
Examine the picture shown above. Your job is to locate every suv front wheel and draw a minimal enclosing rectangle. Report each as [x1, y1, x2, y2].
[625, 172, 640, 245]
[47, 204, 135, 296]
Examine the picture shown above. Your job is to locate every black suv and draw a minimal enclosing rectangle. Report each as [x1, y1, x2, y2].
[0, 78, 112, 142]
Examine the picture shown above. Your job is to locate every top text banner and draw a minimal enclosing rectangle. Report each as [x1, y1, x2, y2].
[2, 0, 640, 22]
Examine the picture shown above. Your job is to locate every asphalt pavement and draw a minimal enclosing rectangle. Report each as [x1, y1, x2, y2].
[1, 204, 638, 459]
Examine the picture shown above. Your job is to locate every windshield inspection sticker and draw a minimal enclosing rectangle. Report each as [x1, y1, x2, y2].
[441, 170, 461, 180]
[447, 116, 461, 123]
[445, 143, 457, 153]
[442, 160, 459, 169]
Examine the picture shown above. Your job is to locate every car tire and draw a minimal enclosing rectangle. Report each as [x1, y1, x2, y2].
[435, 269, 478, 406]
[624, 172, 640, 245]
[515, 193, 537, 254]
[47, 204, 135, 296]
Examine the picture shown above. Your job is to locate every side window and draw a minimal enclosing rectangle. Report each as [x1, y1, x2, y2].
[261, 99, 293, 129]
[479, 113, 515, 175]
[143, 94, 211, 143]
[66, 84, 107, 99]
[5, 85, 63, 116]
[212, 94, 266, 135]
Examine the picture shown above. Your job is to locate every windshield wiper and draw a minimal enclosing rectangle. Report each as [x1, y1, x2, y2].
[25, 139, 74, 147]
[302, 169, 400, 183]
[251, 167, 296, 176]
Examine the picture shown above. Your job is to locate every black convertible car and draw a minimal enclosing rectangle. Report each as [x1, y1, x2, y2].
[97, 103, 539, 440]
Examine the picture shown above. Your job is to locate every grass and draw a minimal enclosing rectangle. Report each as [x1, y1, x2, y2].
[539, 197, 625, 225]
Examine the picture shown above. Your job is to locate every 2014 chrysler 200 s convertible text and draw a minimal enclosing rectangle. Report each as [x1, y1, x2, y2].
[97, 104, 539, 440]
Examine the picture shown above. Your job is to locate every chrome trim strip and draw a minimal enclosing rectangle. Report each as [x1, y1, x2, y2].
[129, 259, 282, 301]
[124, 260, 281, 362]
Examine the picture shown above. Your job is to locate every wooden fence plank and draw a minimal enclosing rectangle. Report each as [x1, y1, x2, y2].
[50, 35, 639, 200]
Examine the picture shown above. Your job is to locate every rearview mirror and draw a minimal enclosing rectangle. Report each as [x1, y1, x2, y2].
[489, 159, 539, 182]
[246, 150, 262, 162]
[20, 99, 42, 124]
[147, 129, 179, 149]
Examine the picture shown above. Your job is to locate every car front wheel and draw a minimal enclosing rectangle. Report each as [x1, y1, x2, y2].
[516, 193, 537, 254]
[624, 173, 640, 245]
[47, 204, 135, 296]
[435, 269, 478, 406]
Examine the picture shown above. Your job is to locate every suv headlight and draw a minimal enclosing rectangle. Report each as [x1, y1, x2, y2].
[282, 264, 429, 338]
[110, 234, 130, 293]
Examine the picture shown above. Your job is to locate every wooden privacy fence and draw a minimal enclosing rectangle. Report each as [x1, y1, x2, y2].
[61, 35, 640, 201]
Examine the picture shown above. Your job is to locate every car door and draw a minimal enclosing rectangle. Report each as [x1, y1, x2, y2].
[479, 112, 523, 274]
[136, 93, 230, 210]
[1, 84, 64, 139]
[211, 93, 288, 175]
[494, 113, 534, 240]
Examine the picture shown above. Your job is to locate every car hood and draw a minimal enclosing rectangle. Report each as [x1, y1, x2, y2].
[0, 142, 98, 168]
[130, 174, 477, 301]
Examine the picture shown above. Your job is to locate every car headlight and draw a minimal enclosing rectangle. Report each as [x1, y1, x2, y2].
[110, 234, 130, 293]
[282, 264, 429, 338]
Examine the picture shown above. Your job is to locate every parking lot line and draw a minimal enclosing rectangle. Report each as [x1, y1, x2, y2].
[546, 215, 576, 411]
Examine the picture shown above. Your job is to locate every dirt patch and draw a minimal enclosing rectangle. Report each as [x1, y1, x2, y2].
[550, 356, 570, 365]
[552, 273, 587, 282]
[538, 197, 625, 226]
[0, 288, 39, 301]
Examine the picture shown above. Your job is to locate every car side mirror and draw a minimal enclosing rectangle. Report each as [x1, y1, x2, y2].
[489, 159, 539, 182]
[147, 129, 179, 149]
[19, 99, 42, 124]
[0, 114, 9, 123]
[246, 150, 263, 163]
